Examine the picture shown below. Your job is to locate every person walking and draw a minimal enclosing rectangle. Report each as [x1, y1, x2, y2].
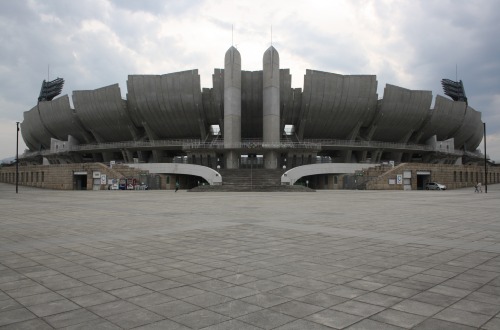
[477, 182, 482, 193]
[175, 181, 179, 192]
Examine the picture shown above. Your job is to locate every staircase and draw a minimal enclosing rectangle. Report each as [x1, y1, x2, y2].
[190, 168, 314, 192]
[220, 168, 281, 189]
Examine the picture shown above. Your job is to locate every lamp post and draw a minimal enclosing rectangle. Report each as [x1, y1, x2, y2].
[16, 121, 19, 194]
[484, 122, 487, 193]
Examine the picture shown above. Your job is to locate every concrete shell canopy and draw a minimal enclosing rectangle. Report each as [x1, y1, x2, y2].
[298, 70, 378, 139]
[419, 95, 467, 142]
[371, 84, 433, 142]
[127, 70, 205, 139]
[73, 84, 134, 143]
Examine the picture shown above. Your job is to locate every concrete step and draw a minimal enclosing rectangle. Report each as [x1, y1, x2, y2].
[189, 185, 315, 192]
[218, 169, 283, 188]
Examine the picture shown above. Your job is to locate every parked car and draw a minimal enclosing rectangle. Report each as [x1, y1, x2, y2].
[425, 182, 447, 190]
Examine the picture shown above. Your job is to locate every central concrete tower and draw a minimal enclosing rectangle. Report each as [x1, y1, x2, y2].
[224, 46, 241, 169]
[263, 46, 280, 169]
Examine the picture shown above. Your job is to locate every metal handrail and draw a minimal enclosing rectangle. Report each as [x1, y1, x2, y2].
[304, 139, 435, 151]
[21, 138, 484, 159]
[184, 140, 320, 150]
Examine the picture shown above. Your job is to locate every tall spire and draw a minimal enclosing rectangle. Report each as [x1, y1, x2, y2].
[263, 46, 280, 169]
[223, 46, 242, 169]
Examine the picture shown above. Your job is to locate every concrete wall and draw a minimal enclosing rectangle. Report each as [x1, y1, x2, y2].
[3, 163, 498, 191]
[366, 163, 500, 190]
[0, 163, 131, 190]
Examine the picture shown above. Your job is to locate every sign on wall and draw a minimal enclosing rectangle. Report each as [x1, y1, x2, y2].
[92, 171, 101, 179]
[396, 174, 403, 184]
[100, 174, 107, 185]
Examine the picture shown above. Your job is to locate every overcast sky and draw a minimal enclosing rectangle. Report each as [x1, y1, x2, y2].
[1, 0, 499, 162]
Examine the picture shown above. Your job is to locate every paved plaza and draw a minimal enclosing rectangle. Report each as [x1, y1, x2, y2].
[1, 183, 500, 329]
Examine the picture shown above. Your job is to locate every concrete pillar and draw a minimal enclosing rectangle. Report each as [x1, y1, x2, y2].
[224, 46, 241, 169]
[263, 46, 280, 169]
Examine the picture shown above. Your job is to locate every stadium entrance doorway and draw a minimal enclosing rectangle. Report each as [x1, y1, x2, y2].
[416, 171, 431, 190]
[240, 154, 263, 169]
[73, 173, 88, 190]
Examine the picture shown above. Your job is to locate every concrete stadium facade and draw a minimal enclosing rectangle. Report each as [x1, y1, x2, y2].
[15, 46, 488, 190]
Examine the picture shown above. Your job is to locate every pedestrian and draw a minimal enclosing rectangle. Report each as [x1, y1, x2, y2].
[474, 182, 479, 193]
[477, 182, 482, 193]
[175, 181, 179, 192]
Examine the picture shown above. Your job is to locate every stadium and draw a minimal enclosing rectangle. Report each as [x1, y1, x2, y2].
[2, 46, 498, 191]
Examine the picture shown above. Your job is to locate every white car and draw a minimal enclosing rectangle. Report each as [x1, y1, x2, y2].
[425, 182, 447, 190]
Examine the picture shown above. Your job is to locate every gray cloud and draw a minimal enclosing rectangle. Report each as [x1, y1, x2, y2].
[109, 0, 199, 16]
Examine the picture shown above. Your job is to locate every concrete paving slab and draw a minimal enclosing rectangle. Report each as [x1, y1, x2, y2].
[1, 183, 500, 329]
[0, 318, 53, 330]
[0, 308, 36, 327]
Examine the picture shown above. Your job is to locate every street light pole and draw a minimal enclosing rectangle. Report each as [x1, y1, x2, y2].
[484, 122, 487, 193]
[16, 121, 19, 194]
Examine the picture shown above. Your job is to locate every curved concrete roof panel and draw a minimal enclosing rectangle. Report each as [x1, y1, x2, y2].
[21, 105, 54, 149]
[300, 70, 378, 139]
[202, 88, 217, 125]
[372, 84, 432, 142]
[125, 76, 142, 128]
[241, 70, 263, 138]
[419, 95, 467, 142]
[279, 69, 295, 129]
[290, 88, 303, 127]
[73, 84, 133, 142]
[20, 127, 38, 151]
[37, 95, 92, 144]
[213, 69, 224, 121]
[180, 70, 205, 136]
[452, 106, 483, 150]
[127, 71, 203, 139]
[465, 121, 484, 152]
[21, 108, 46, 150]
[201, 69, 224, 126]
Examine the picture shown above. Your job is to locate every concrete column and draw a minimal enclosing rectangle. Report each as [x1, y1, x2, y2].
[224, 46, 241, 169]
[263, 46, 280, 169]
